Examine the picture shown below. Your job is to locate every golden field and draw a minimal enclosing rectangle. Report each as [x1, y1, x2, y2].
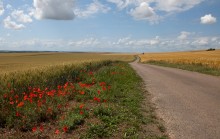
[0, 52, 134, 73]
[139, 50, 220, 69]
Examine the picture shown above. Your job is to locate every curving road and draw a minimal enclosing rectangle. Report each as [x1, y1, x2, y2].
[130, 59, 220, 139]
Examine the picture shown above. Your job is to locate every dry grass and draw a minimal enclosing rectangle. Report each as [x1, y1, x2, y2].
[139, 50, 220, 69]
[0, 52, 134, 73]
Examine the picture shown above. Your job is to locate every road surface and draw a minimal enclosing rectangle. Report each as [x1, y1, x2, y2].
[130, 59, 220, 139]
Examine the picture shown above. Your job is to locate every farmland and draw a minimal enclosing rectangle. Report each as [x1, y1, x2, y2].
[0, 53, 166, 138]
[0, 52, 134, 73]
[139, 50, 220, 76]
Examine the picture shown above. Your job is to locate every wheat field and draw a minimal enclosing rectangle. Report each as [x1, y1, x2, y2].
[139, 50, 220, 69]
[0, 52, 134, 73]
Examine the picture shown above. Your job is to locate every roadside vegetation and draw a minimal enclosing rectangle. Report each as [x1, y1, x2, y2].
[0, 54, 167, 138]
[139, 50, 220, 76]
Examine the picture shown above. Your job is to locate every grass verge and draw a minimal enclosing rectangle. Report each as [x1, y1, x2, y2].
[0, 61, 167, 138]
[146, 60, 220, 76]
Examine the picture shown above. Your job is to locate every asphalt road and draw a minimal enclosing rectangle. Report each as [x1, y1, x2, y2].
[130, 60, 220, 139]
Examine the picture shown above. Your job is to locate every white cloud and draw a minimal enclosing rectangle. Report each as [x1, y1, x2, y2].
[68, 38, 100, 47]
[107, 0, 204, 23]
[11, 10, 33, 23]
[0, 1, 4, 16]
[3, 16, 25, 30]
[6, 4, 12, 10]
[33, 0, 75, 20]
[200, 14, 217, 24]
[191, 37, 209, 46]
[178, 31, 191, 40]
[114, 36, 160, 46]
[155, 0, 204, 12]
[130, 2, 155, 20]
[75, 0, 110, 18]
[107, 0, 135, 10]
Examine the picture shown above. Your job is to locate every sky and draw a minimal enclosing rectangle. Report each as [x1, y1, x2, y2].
[0, 0, 219, 52]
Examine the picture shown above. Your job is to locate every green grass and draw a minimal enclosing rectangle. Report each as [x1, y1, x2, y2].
[0, 61, 167, 138]
[146, 60, 220, 76]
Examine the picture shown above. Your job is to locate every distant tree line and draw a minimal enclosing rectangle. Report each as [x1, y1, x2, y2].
[206, 48, 215, 51]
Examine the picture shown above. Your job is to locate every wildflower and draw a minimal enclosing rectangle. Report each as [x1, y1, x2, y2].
[64, 82, 69, 89]
[57, 104, 62, 109]
[103, 99, 107, 103]
[80, 111, 84, 115]
[23, 95, 28, 101]
[102, 86, 106, 91]
[97, 90, 101, 95]
[80, 91, 85, 95]
[9, 101, 14, 105]
[16, 112, 21, 117]
[3, 94, 7, 98]
[40, 125, 44, 132]
[32, 127, 37, 132]
[17, 101, 24, 107]
[14, 95, 19, 99]
[79, 104, 84, 109]
[55, 129, 60, 134]
[63, 126, 68, 132]
[93, 97, 100, 102]
[99, 82, 106, 86]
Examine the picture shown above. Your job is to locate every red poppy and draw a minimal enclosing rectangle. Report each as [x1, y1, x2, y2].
[102, 87, 106, 91]
[23, 95, 28, 101]
[80, 91, 85, 95]
[17, 101, 24, 107]
[63, 126, 68, 132]
[40, 125, 44, 132]
[79, 104, 84, 109]
[80, 111, 84, 115]
[16, 112, 21, 117]
[55, 129, 60, 134]
[9, 101, 14, 105]
[3, 94, 7, 98]
[32, 127, 37, 132]
[97, 90, 101, 95]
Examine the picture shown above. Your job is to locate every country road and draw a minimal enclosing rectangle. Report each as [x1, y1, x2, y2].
[130, 60, 220, 139]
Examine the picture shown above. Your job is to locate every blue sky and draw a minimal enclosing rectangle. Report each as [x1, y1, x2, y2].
[0, 0, 219, 52]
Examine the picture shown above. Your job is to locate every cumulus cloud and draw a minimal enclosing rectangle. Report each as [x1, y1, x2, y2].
[68, 38, 100, 47]
[107, 0, 135, 10]
[11, 10, 33, 23]
[191, 37, 209, 46]
[33, 0, 75, 20]
[130, 2, 155, 20]
[114, 36, 160, 47]
[3, 16, 25, 30]
[107, 0, 204, 23]
[0, 1, 4, 16]
[200, 14, 217, 24]
[6, 4, 12, 9]
[178, 31, 191, 40]
[155, 0, 204, 12]
[75, 0, 110, 18]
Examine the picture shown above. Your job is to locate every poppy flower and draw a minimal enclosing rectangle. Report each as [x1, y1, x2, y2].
[32, 127, 37, 132]
[80, 111, 84, 115]
[17, 101, 24, 107]
[63, 126, 68, 132]
[16, 112, 21, 117]
[80, 91, 85, 95]
[79, 104, 84, 109]
[40, 125, 44, 132]
[55, 129, 60, 134]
